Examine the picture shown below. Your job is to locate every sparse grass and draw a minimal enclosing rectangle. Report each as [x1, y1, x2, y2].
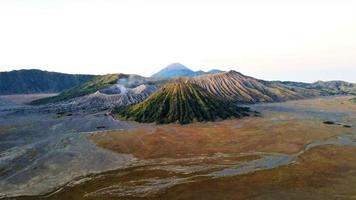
[283, 96, 356, 112]
[351, 97, 356, 103]
[89, 112, 346, 159]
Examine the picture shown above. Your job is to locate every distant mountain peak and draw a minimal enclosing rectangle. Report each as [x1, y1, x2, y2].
[151, 63, 195, 78]
[151, 63, 225, 78]
[164, 63, 189, 70]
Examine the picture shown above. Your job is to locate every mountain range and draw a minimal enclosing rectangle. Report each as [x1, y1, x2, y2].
[0, 69, 95, 95]
[1, 64, 355, 123]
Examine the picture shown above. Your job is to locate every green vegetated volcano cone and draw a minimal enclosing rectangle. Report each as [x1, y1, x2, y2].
[115, 82, 251, 124]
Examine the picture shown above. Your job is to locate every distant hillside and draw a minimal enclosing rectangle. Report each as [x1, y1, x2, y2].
[151, 63, 224, 78]
[115, 82, 251, 124]
[194, 69, 225, 76]
[31, 73, 155, 105]
[27, 66, 356, 109]
[0, 69, 95, 95]
[183, 71, 324, 103]
[308, 81, 356, 95]
[31, 74, 120, 105]
[207, 69, 225, 74]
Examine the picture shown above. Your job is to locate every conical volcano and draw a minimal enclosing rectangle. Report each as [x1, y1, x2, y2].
[115, 82, 250, 124]
[151, 63, 196, 78]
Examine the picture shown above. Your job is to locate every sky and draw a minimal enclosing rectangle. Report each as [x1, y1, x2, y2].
[0, 0, 355, 83]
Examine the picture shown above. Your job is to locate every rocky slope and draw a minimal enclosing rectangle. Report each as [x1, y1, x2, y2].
[48, 84, 158, 112]
[31, 73, 153, 105]
[0, 69, 94, 95]
[115, 82, 251, 124]
[182, 71, 325, 103]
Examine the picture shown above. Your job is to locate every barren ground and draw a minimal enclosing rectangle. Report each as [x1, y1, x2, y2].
[2, 96, 356, 200]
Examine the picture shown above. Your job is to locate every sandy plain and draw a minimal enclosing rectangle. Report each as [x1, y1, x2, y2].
[2, 96, 356, 200]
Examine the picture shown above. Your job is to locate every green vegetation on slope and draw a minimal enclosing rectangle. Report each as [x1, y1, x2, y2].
[115, 82, 251, 124]
[351, 97, 356, 103]
[31, 74, 121, 105]
[0, 69, 94, 95]
[305, 81, 356, 95]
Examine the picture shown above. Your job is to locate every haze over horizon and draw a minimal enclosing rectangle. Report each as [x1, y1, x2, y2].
[0, 0, 355, 83]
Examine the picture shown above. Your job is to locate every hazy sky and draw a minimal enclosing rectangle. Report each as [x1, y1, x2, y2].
[0, 0, 355, 82]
